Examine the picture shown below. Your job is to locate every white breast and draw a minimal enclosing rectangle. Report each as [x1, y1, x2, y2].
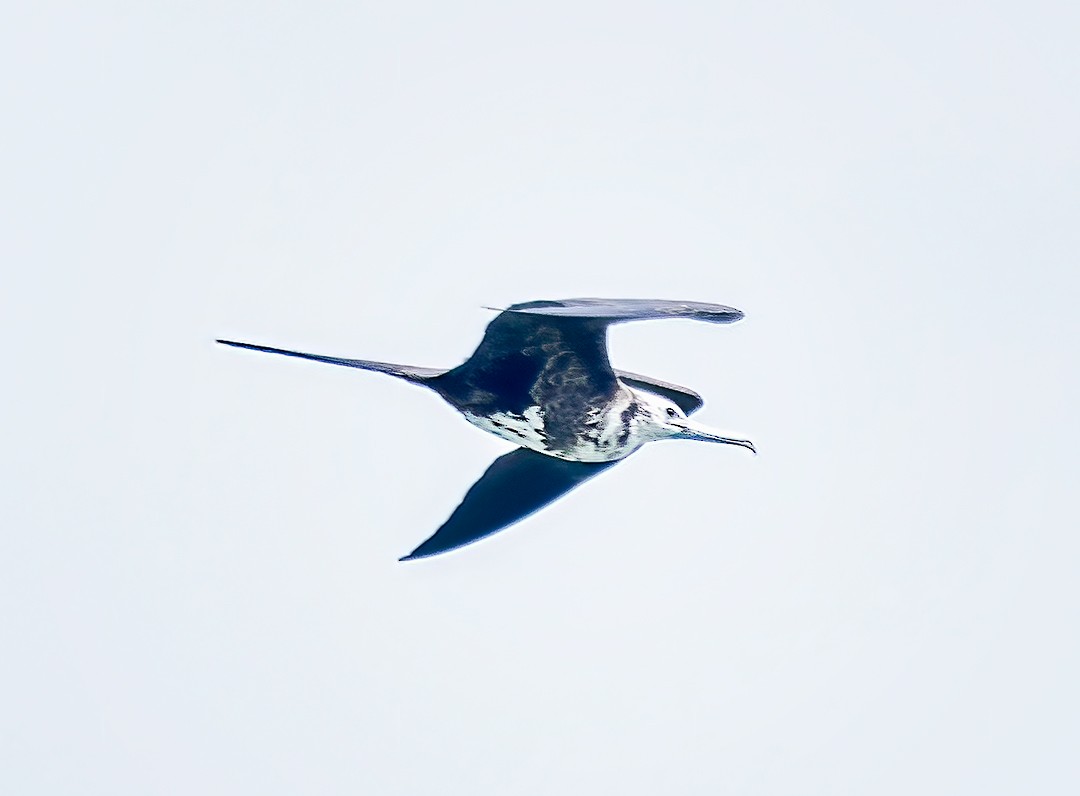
[461, 388, 666, 463]
[556, 389, 648, 462]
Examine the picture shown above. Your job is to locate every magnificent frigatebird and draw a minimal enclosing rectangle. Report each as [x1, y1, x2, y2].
[218, 298, 754, 560]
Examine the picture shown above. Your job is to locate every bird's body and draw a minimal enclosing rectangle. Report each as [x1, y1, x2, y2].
[218, 297, 754, 559]
[462, 384, 653, 463]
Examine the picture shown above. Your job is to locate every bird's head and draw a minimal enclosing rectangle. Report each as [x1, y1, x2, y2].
[636, 391, 756, 454]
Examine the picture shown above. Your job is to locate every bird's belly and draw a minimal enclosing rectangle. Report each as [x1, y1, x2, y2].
[462, 404, 642, 463]
[552, 436, 643, 463]
[462, 407, 552, 454]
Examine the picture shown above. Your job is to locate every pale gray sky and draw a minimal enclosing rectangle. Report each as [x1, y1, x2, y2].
[3, 2, 1078, 793]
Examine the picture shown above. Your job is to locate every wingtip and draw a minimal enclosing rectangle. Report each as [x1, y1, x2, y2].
[399, 541, 476, 561]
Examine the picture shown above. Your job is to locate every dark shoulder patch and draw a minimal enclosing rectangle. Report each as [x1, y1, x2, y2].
[616, 400, 638, 447]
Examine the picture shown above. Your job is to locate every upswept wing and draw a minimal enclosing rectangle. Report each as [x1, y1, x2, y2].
[433, 298, 740, 449]
[399, 448, 616, 560]
[502, 298, 743, 324]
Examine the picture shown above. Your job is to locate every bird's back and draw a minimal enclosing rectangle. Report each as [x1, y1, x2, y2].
[432, 309, 617, 450]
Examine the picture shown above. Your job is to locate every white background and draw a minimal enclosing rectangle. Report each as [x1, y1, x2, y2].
[3, 2, 1078, 793]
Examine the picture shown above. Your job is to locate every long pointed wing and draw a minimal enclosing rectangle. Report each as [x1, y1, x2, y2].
[502, 298, 743, 324]
[399, 448, 617, 561]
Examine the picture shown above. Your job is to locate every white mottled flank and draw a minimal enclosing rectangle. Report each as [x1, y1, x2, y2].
[463, 404, 550, 452]
[463, 386, 688, 463]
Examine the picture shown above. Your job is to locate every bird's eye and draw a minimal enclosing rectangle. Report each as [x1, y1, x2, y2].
[666, 407, 678, 418]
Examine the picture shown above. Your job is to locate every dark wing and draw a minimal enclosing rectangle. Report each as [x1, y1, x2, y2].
[613, 369, 704, 415]
[399, 448, 616, 561]
[502, 298, 743, 324]
[432, 298, 740, 449]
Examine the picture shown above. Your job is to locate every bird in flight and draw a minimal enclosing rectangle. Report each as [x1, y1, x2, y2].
[218, 298, 754, 560]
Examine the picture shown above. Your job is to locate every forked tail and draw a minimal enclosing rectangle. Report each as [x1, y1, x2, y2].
[215, 339, 447, 383]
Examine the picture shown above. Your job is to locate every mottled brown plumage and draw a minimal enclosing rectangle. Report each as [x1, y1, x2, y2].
[217, 297, 753, 560]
